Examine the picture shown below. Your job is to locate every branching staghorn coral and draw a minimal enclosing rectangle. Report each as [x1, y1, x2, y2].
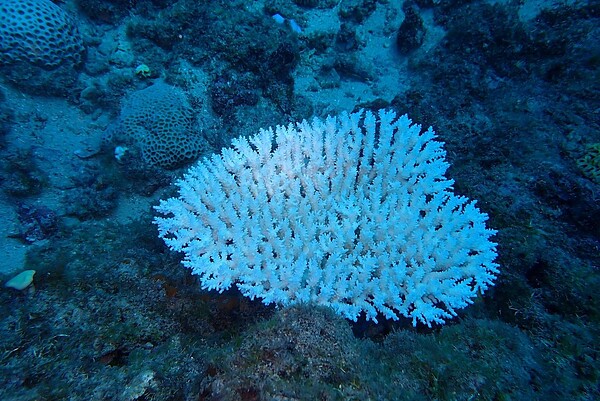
[155, 109, 499, 326]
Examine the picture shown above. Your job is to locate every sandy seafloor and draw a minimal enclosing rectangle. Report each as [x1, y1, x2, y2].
[0, 0, 599, 400]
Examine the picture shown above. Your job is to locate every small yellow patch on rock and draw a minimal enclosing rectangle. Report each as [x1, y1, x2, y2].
[5, 270, 36, 290]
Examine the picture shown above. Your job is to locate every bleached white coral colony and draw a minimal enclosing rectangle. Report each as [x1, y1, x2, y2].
[155, 109, 499, 326]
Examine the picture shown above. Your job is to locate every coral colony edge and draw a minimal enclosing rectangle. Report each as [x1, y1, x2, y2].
[154, 109, 499, 327]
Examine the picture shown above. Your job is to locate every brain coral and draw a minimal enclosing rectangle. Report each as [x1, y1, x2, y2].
[0, 0, 85, 68]
[155, 109, 499, 326]
[116, 81, 206, 168]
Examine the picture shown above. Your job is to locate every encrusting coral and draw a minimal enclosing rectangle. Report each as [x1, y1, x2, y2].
[577, 143, 600, 184]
